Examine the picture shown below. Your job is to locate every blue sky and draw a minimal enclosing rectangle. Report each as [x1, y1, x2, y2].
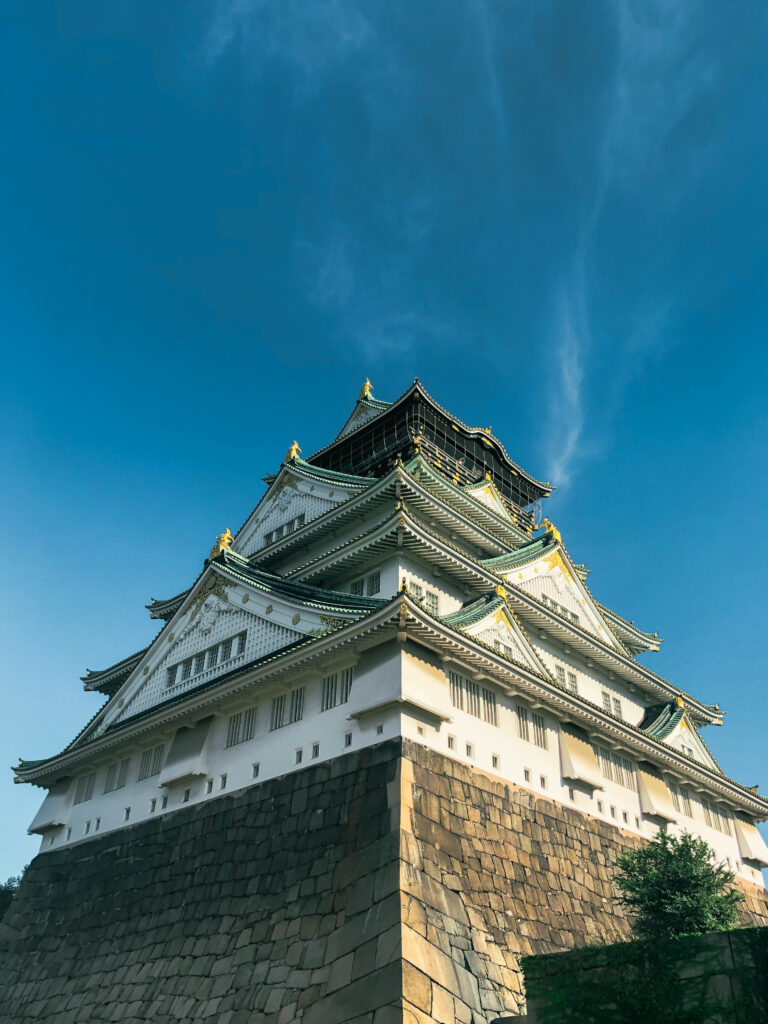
[1, 1, 767, 879]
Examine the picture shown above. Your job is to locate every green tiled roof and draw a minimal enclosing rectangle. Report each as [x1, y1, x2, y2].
[639, 701, 685, 740]
[442, 593, 506, 627]
[214, 551, 386, 612]
[289, 456, 372, 486]
[480, 535, 553, 569]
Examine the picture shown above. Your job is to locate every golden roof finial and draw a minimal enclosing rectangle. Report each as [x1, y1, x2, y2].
[675, 695, 685, 709]
[284, 440, 302, 463]
[209, 528, 233, 561]
[541, 517, 562, 546]
[494, 584, 507, 600]
[359, 377, 373, 400]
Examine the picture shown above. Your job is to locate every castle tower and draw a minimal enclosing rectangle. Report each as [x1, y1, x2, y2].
[3, 379, 767, 1023]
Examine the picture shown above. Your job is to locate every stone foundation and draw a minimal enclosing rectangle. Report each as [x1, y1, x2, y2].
[1, 738, 766, 1023]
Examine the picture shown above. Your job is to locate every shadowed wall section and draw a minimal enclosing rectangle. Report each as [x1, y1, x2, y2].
[1, 738, 766, 1023]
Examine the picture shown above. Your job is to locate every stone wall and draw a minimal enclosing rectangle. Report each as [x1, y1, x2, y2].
[398, 742, 768, 1022]
[0, 743, 403, 1024]
[1, 738, 766, 1024]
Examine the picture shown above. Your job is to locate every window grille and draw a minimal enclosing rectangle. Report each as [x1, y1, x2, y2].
[702, 798, 731, 835]
[322, 669, 354, 711]
[680, 787, 693, 817]
[532, 712, 547, 749]
[482, 687, 498, 726]
[555, 665, 566, 687]
[670, 781, 681, 812]
[567, 671, 578, 694]
[612, 697, 623, 719]
[207, 647, 218, 670]
[270, 695, 286, 731]
[289, 687, 305, 723]
[366, 572, 381, 596]
[602, 692, 612, 713]
[516, 705, 530, 742]
[242, 706, 257, 741]
[74, 773, 96, 805]
[350, 579, 364, 596]
[312, 743, 319, 758]
[182, 659, 193, 681]
[424, 591, 439, 615]
[295, 749, 303, 764]
[137, 744, 164, 781]
[321, 673, 337, 711]
[104, 757, 130, 794]
[466, 679, 481, 718]
[220, 638, 233, 661]
[166, 665, 178, 688]
[194, 652, 206, 674]
[593, 745, 636, 789]
[236, 632, 247, 655]
[165, 630, 248, 691]
[226, 712, 243, 748]
[493, 639, 515, 658]
[449, 671, 464, 710]
[340, 667, 354, 703]
[410, 582, 424, 600]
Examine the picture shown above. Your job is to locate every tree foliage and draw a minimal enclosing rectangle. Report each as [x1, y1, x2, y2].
[0, 869, 26, 921]
[614, 830, 743, 941]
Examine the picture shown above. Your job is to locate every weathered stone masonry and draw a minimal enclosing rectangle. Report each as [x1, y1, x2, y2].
[1, 739, 766, 1024]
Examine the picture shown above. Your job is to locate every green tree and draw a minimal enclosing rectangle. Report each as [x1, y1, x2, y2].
[0, 868, 26, 921]
[614, 830, 743, 941]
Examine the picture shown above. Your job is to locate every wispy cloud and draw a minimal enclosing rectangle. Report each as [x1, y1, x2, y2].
[202, 0, 372, 87]
[294, 225, 453, 359]
[546, 0, 724, 489]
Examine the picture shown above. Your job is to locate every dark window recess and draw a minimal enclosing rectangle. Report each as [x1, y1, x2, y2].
[305, 389, 544, 517]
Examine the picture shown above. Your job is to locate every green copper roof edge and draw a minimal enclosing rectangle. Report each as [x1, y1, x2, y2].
[213, 555, 387, 612]
[81, 647, 149, 684]
[595, 600, 661, 643]
[14, 600, 400, 775]
[254, 461, 529, 571]
[404, 454, 533, 544]
[442, 595, 506, 627]
[288, 456, 373, 486]
[403, 601, 740, 788]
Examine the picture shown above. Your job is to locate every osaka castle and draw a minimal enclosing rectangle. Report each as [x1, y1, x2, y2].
[16, 379, 768, 876]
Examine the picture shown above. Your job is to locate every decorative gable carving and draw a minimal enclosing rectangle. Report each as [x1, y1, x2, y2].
[508, 547, 623, 650]
[459, 604, 548, 677]
[664, 716, 720, 772]
[235, 473, 352, 558]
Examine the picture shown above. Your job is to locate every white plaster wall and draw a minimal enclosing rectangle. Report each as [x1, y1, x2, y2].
[532, 637, 647, 726]
[33, 641, 763, 888]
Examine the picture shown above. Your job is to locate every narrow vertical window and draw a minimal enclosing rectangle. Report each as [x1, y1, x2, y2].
[366, 572, 381, 596]
[270, 695, 286, 731]
[602, 692, 612, 713]
[321, 673, 338, 711]
[532, 713, 547, 749]
[226, 712, 243, 748]
[242, 706, 257, 741]
[567, 671, 578, 694]
[289, 687, 305, 723]
[516, 705, 530, 742]
[339, 667, 354, 703]
[555, 665, 566, 687]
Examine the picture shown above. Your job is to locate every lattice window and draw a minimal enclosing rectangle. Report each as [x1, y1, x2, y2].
[702, 798, 731, 835]
[366, 572, 380, 596]
[567, 671, 578, 694]
[321, 669, 354, 711]
[74, 773, 96, 805]
[104, 757, 130, 794]
[482, 687, 498, 726]
[270, 695, 286, 732]
[516, 705, 530, 742]
[137, 744, 164, 781]
[289, 687, 305, 723]
[531, 713, 547, 749]
[424, 591, 439, 615]
[555, 666, 566, 687]
[593, 745, 636, 789]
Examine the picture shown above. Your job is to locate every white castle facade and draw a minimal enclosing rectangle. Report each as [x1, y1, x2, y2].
[17, 380, 768, 886]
